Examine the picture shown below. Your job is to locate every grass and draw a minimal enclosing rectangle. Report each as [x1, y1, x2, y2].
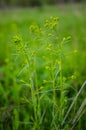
[0, 4, 86, 130]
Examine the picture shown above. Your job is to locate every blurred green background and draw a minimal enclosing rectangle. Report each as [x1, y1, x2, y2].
[0, 0, 86, 130]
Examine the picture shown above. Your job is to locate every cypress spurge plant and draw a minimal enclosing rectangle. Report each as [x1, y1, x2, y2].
[11, 16, 72, 130]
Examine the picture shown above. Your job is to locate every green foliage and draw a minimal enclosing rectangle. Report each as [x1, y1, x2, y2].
[0, 4, 86, 130]
[10, 16, 72, 130]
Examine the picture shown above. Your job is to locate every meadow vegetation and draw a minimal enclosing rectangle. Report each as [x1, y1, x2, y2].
[0, 4, 86, 130]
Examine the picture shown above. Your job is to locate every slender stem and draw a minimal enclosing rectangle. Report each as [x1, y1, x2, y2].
[21, 44, 38, 129]
[59, 42, 63, 122]
[62, 81, 86, 125]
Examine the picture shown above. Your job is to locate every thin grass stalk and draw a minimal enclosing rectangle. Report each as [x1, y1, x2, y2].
[62, 80, 86, 125]
[69, 98, 86, 130]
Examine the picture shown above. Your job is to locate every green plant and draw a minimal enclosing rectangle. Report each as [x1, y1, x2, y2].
[10, 16, 74, 130]
[0, 5, 86, 130]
